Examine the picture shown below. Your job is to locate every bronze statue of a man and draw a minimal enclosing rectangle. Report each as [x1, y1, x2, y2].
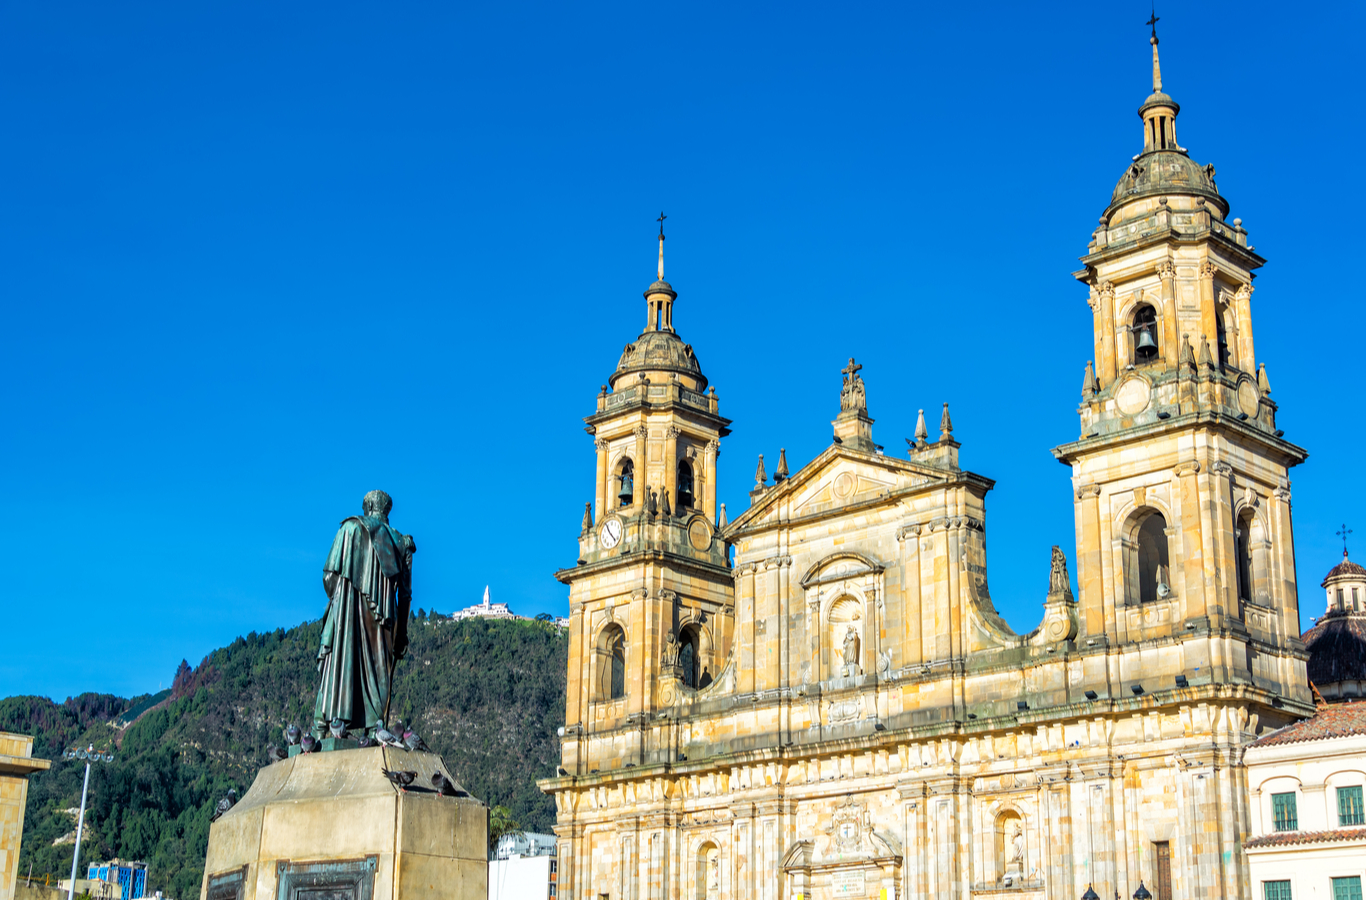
[314, 490, 415, 736]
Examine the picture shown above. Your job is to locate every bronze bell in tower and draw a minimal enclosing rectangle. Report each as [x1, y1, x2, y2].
[617, 471, 634, 506]
[1135, 328, 1158, 359]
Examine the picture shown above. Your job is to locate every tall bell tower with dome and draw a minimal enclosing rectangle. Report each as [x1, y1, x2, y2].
[553, 217, 735, 782]
[1052, 16, 1310, 699]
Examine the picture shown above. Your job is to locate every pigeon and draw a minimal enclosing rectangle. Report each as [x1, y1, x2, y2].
[357, 735, 377, 749]
[374, 722, 405, 750]
[209, 789, 238, 822]
[300, 733, 319, 754]
[265, 744, 287, 763]
[329, 717, 349, 740]
[431, 772, 469, 798]
[402, 725, 430, 753]
[382, 768, 417, 789]
[284, 724, 302, 746]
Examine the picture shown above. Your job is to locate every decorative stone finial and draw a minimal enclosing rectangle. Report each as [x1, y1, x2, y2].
[718, 503, 729, 530]
[1258, 363, 1272, 396]
[1198, 334, 1214, 368]
[582, 502, 593, 533]
[660, 487, 672, 517]
[1179, 334, 1196, 369]
[775, 448, 789, 482]
[647, 487, 658, 517]
[754, 454, 767, 488]
[940, 403, 954, 440]
[1082, 361, 1097, 399]
[914, 409, 929, 447]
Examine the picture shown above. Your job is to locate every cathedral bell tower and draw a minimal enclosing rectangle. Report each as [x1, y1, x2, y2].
[554, 219, 734, 775]
[1053, 23, 1310, 706]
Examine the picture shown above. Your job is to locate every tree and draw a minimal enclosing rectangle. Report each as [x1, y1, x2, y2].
[488, 805, 520, 853]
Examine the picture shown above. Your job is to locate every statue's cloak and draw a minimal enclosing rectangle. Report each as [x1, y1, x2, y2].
[314, 515, 412, 733]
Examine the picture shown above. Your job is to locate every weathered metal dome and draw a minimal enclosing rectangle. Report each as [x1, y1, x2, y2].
[611, 328, 706, 391]
[1107, 149, 1228, 217]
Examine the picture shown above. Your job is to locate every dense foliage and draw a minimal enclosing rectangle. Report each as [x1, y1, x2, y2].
[3, 615, 567, 899]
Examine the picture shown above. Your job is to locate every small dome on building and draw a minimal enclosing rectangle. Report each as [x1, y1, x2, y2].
[1107, 150, 1227, 217]
[1323, 552, 1366, 585]
[1302, 550, 1366, 702]
[611, 328, 706, 391]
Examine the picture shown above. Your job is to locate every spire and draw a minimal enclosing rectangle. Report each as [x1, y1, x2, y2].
[483, 585, 490, 608]
[914, 409, 928, 446]
[1082, 360, 1097, 399]
[1147, 7, 1162, 93]
[754, 453, 767, 488]
[582, 501, 593, 533]
[939, 403, 954, 441]
[775, 448, 789, 482]
[1258, 363, 1272, 396]
[657, 211, 666, 281]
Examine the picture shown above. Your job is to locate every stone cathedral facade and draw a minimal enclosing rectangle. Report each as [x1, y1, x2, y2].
[540, 29, 1313, 900]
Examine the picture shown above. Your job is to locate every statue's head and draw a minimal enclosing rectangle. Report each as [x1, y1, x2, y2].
[362, 489, 393, 520]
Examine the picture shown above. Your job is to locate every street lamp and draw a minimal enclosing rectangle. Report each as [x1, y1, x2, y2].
[1081, 887, 1100, 900]
[1133, 883, 1153, 900]
[60, 746, 114, 900]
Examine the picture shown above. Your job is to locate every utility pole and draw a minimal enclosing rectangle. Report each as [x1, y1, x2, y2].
[62, 746, 113, 900]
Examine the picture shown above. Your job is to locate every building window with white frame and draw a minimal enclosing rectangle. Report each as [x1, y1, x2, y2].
[1263, 881, 1292, 900]
[1331, 876, 1362, 900]
[1272, 792, 1298, 831]
[1339, 785, 1364, 827]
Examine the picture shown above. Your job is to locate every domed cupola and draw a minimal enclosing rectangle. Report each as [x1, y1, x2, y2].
[1104, 17, 1229, 224]
[1302, 543, 1366, 702]
[607, 217, 709, 393]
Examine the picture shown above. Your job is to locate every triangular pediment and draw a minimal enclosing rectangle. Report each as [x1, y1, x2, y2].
[727, 444, 952, 535]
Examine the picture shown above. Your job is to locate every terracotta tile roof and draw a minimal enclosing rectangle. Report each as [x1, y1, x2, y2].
[1245, 827, 1366, 849]
[1250, 702, 1366, 747]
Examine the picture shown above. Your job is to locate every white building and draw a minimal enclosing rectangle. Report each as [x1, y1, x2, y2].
[1244, 551, 1366, 900]
[489, 832, 558, 900]
[446, 586, 570, 628]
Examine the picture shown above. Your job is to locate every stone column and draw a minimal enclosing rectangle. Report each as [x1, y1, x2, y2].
[1158, 262, 1178, 365]
[808, 592, 822, 686]
[664, 426, 679, 513]
[1175, 461, 1207, 621]
[634, 425, 648, 508]
[1235, 283, 1256, 373]
[1098, 282, 1117, 386]
[1074, 484, 1105, 636]
[1209, 462, 1238, 623]
[738, 565, 756, 694]
[897, 525, 923, 666]
[704, 439, 719, 523]
[1198, 261, 1218, 361]
[595, 438, 608, 522]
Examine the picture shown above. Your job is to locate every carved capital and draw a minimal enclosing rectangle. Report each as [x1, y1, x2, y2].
[666, 425, 680, 440]
[1157, 262, 1176, 281]
[1098, 281, 1116, 302]
[1273, 486, 1292, 502]
[1173, 460, 1202, 477]
[1236, 282, 1253, 301]
[1198, 261, 1216, 280]
[635, 425, 648, 440]
[1211, 461, 1233, 476]
[1085, 289, 1100, 314]
[1074, 483, 1102, 500]
[594, 438, 609, 451]
[706, 438, 721, 454]
[896, 523, 923, 541]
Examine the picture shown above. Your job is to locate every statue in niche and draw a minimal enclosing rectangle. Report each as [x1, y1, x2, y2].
[314, 490, 416, 737]
[1009, 821, 1024, 862]
[842, 626, 861, 671]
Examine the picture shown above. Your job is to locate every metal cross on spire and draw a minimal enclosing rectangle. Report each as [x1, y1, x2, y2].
[1338, 523, 1353, 555]
[1147, 6, 1160, 41]
[656, 211, 666, 281]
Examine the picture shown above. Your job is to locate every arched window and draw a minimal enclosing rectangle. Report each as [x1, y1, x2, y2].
[1236, 512, 1254, 605]
[678, 625, 701, 688]
[597, 624, 626, 700]
[616, 458, 635, 508]
[677, 460, 695, 511]
[1136, 511, 1171, 604]
[1132, 304, 1159, 363]
[695, 841, 720, 900]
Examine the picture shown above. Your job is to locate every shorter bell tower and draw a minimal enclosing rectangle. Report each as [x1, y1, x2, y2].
[554, 220, 734, 775]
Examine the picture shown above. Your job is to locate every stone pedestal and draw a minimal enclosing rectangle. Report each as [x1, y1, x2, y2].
[201, 746, 485, 900]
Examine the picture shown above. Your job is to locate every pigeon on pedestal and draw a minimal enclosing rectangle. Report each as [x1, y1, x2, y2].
[357, 735, 377, 748]
[329, 717, 349, 740]
[285, 724, 302, 746]
[431, 772, 469, 798]
[300, 733, 319, 754]
[374, 722, 405, 749]
[210, 789, 238, 822]
[382, 769, 417, 789]
[265, 744, 287, 763]
[402, 725, 430, 753]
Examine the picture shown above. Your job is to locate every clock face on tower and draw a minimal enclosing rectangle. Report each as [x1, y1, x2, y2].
[599, 517, 623, 549]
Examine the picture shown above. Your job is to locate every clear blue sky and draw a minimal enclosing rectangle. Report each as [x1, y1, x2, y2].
[4, 1, 1362, 701]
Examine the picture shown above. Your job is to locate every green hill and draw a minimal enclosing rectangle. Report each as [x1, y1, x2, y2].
[1, 614, 567, 900]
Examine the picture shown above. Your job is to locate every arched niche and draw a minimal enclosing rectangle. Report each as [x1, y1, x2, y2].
[694, 840, 721, 900]
[995, 809, 1026, 883]
[1122, 506, 1174, 606]
[595, 622, 626, 700]
[828, 595, 863, 678]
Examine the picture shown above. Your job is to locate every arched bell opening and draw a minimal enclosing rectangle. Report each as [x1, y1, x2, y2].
[615, 458, 635, 508]
[1125, 507, 1173, 606]
[595, 623, 627, 700]
[1132, 304, 1160, 364]
[677, 459, 695, 511]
